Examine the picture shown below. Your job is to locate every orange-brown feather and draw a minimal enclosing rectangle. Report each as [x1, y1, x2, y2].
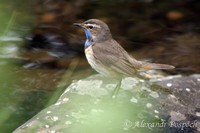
[141, 63, 175, 70]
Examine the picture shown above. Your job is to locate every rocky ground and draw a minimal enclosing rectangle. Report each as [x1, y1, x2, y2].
[13, 74, 200, 133]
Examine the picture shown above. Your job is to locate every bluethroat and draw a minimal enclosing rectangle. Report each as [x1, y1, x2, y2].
[74, 19, 174, 97]
[74, 19, 174, 77]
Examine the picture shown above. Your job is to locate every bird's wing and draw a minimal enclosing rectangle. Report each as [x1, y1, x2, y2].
[92, 39, 142, 76]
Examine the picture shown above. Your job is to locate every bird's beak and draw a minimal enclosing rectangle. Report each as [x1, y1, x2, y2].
[73, 23, 84, 28]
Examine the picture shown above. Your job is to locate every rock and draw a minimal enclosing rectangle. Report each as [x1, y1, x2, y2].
[13, 74, 200, 133]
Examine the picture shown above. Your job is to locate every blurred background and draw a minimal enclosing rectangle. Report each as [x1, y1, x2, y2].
[0, 0, 200, 132]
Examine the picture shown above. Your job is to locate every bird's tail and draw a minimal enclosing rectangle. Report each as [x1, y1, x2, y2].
[141, 62, 175, 70]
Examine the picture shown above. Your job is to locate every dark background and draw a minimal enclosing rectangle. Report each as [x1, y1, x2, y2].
[0, 0, 200, 132]
[25, 0, 200, 74]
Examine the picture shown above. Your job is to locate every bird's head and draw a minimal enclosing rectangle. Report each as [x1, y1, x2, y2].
[74, 19, 112, 42]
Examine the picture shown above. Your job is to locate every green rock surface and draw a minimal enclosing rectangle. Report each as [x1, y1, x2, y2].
[13, 74, 200, 133]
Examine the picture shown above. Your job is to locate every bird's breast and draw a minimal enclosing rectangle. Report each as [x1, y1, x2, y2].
[85, 45, 98, 70]
[85, 45, 112, 76]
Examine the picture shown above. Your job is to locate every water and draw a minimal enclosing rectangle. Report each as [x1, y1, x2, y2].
[0, 1, 65, 132]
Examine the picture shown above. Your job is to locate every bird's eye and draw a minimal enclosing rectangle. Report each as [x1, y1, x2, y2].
[88, 26, 94, 29]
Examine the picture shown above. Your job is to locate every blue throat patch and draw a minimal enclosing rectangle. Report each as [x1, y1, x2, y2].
[84, 28, 93, 48]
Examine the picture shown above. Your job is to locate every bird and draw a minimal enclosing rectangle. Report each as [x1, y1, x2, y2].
[74, 19, 174, 97]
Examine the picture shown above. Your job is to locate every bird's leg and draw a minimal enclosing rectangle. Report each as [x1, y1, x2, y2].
[112, 77, 122, 99]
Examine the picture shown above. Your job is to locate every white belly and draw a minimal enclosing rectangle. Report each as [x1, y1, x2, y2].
[85, 46, 111, 76]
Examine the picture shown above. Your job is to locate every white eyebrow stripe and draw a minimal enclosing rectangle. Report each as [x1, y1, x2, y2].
[86, 23, 101, 28]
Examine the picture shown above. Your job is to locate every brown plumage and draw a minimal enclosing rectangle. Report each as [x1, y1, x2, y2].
[74, 19, 175, 78]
